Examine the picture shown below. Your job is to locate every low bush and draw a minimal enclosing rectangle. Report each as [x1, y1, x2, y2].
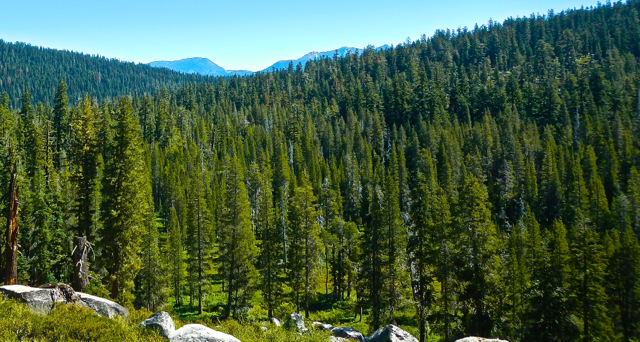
[0, 296, 164, 342]
[0, 296, 333, 342]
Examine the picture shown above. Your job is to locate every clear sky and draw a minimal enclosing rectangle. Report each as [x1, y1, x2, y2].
[1, 0, 604, 72]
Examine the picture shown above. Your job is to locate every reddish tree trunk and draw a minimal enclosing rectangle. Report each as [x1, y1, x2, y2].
[4, 164, 18, 285]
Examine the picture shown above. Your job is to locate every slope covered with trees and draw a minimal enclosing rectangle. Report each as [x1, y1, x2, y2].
[2, 1, 640, 342]
[0, 40, 216, 107]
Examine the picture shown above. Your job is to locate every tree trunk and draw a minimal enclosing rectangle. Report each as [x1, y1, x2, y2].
[111, 247, 120, 301]
[419, 309, 426, 342]
[325, 242, 329, 295]
[4, 163, 18, 285]
[72, 236, 89, 291]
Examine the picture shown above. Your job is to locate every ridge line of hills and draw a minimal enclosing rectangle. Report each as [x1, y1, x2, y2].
[147, 45, 391, 76]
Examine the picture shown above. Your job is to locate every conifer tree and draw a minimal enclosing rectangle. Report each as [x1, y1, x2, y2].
[539, 127, 562, 227]
[219, 153, 258, 318]
[628, 167, 640, 235]
[607, 227, 640, 342]
[524, 219, 578, 342]
[457, 170, 500, 337]
[53, 79, 68, 169]
[256, 164, 282, 318]
[67, 95, 102, 291]
[287, 172, 321, 318]
[569, 212, 614, 341]
[360, 183, 385, 329]
[137, 215, 166, 311]
[100, 97, 153, 303]
[382, 146, 406, 322]
[408, 149, 451, 342]
[185, 143, 212, 314]
[167, 206, 186, 306]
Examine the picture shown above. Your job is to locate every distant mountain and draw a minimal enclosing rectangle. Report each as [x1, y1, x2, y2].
[262, 45, 391, 72]
[149, 45, 391, 76]
[148, 57, 253, 77]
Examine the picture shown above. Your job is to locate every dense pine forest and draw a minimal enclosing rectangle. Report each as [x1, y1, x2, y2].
[0, 40, 215, 108]
[2, 1, 640, 342]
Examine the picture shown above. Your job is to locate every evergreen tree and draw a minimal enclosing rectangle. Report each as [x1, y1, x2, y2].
[360, 183, 385, 330]
[69, 95, 101, 239]
[381, 147, 406, 322]
[287, 172, 321, 318]
[100, 97, 153, 303]
[607, 227, 640, 342]
[524, 219, 578, 342]
[408, 149, 452, 342]
[256, 164, 282, 318]
[137, 215, 166, 311]
[185, 143, 212, 314]
[569, 212, 614, 342]
[53, 79, 68, 169]
[457, 170, 500, 337]
[167, 206, 186, 306]
[219, 153, 258, 318]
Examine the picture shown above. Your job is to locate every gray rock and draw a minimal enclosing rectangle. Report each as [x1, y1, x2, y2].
[0, 285, 59, 314]
[312, 321, 333, 330]
[455, 338, 509, 342]
[330, 338, 350, 342]
[170, 324, 241, 342]
[368, 325, 418, 342]
[283, 312, 308, 333]
[140, 311, 176, 338]
[270, 317, 281, 327]
[332, 326, 366, 342]
[76, 292, 129, 318]
[0, 284, 128, 319]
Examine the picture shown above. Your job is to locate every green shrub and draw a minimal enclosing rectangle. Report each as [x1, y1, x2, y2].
[0, 296, 164, 342]
[0, 296, 336, 342]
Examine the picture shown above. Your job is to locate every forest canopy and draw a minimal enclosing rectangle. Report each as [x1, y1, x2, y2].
[1, 1, 640, 342]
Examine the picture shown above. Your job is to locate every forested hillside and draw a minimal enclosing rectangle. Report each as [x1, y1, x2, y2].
[2, 1, 640, 342]
[0, 40, 216, 107]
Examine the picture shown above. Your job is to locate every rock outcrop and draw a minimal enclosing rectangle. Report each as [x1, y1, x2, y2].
[312, 321, 333, 330]
[77, 292, 128, 318]
[455, 338, 509, 342]
[139, 312, 242, 342]
[170, 324, 241, 342]
[140, 311, 175, 338]
[368, 325, 419, 342]
[270, 317, 281, 327]
[0, 285, 60, 314]
[0, 284, 128, 318]
[283, 312, 308, 333]
[330, 337, 350, 342]
[331, 326, 366, 342]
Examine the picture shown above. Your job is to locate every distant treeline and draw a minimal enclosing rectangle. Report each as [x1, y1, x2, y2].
[0, 40, 218, 107]
[1, 1, 640, 342]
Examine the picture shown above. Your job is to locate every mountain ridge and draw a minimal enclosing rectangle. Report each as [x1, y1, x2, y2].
[149, 45, 391, 76]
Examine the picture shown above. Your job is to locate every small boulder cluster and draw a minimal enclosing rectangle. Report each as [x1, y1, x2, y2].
[140, 311, 240, 342]
[0, 285, 507, 342]
[307, 315, 509, 342]
[304, 315, 419, 342]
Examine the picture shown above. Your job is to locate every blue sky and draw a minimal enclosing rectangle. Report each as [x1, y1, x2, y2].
[1, 0, 603, 71]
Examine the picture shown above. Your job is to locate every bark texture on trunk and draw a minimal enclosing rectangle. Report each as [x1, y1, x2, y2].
[4, 163, 18, 285]
[72, 236, 89, 291]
